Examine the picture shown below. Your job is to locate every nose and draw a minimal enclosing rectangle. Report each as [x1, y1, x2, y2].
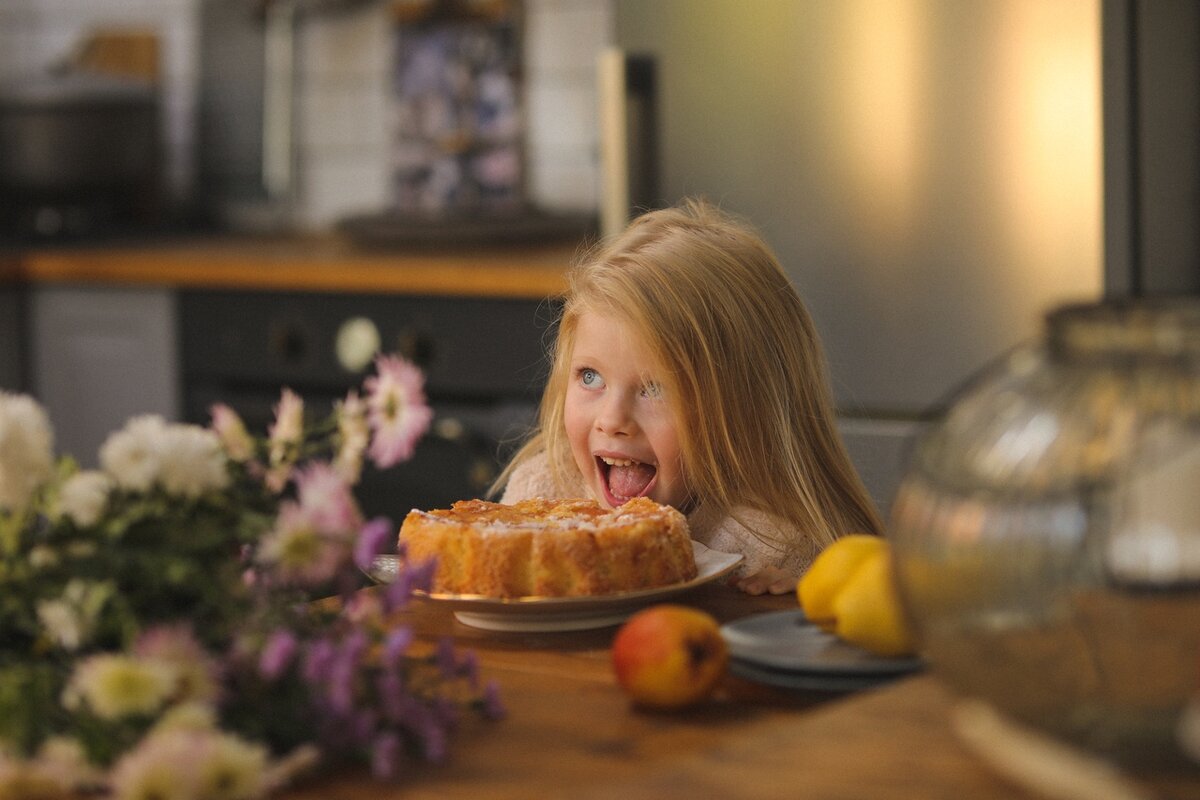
[595, 390, 636, 436]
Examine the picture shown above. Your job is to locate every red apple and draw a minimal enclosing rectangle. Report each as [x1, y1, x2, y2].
[611, 604, 728, 709]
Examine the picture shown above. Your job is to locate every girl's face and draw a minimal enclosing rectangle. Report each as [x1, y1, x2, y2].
[563, 311, 690, 512]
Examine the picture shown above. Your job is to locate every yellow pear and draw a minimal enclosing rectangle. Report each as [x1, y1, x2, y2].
[831, 550, 916, 657]
[797, 534, 886, 632]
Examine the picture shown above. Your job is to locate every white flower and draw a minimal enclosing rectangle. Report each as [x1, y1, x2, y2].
[109, 730, 201, 800]
[100, 415, 168, 492]
[35, 737, 104, 792]
[150, 702, 219, 737]
[36, 579, 113, 651]
[110, 729, 269, 800]
[0, 392, 54, 515]
[333, 390, 369, 484]
[63, 654, 176, 721]
[36, 599, 84, 652]
[195, 732, 270, 800]
[57, 470, 113, 527]
[266, 389, 305, 493]
[158, 425, 230, 499]
[28, 545, 59, 569]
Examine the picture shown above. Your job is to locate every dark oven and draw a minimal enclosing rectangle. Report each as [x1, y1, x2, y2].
[179, 289, 556, 524]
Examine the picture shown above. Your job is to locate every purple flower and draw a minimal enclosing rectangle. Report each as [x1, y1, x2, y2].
[382, 627, 413, 667]
[383, 570, 415, 613]
[458, 651, 479, 687]
[352, 708, 380, 746]
[364, 355, 433, 468]
[302, 638, 337, 684]
[434, 638, 456, 679]
[326, 632, 369, 714]
[327, 655, 357, 715]
[354, 517, 393, 572]
[370, 732, 403, 780]
[395, 701, 448, 763]
[382, 676, 431, 727]
[421, 720, 448, 763]
[481, 680, 506, 720]
[259, 629, 298, 681]
[408, 556, 437, 594]
[376, 669, 408, 721]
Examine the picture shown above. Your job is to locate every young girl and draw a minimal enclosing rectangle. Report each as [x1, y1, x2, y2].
[495, 199, 883, 594]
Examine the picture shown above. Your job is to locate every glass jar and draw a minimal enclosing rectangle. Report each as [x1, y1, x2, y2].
[890, 299, 1200, 769]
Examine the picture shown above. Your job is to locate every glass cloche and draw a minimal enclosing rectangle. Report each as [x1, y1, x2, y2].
[890, 299, 1200, 769]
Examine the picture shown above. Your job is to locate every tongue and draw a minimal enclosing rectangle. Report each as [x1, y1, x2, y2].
[608, 462, 656, 498]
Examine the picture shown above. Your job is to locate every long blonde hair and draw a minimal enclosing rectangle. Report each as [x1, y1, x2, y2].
[497, 199, 883, 548]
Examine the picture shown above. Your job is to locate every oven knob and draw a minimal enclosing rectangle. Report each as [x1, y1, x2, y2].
[269, 323, 308, 364]
[396, 329, 434, 368]
[335, 317, 381, 373]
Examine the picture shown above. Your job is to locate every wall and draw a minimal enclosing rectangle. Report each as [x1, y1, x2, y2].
[0, 0, 611, 230]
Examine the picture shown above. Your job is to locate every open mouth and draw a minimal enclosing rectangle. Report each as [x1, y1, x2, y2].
[596, 455, 658, 505]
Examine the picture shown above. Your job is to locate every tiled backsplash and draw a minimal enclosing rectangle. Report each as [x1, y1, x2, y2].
[0, 0, 610, 230]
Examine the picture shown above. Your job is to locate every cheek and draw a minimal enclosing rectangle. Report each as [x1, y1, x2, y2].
[563, 393, 590, 450]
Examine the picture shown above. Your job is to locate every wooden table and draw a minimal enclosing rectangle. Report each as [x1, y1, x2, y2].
[286, 582, 1200, 799]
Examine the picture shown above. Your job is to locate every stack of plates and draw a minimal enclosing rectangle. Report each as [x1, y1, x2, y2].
[720, 610, 922, 692]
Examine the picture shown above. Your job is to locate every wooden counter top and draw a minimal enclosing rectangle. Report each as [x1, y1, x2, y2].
[280, 583, 1200, 800]
[10, 235, 580, 298]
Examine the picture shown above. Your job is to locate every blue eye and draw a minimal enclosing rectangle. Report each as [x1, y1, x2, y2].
[579, 368, 604, 389]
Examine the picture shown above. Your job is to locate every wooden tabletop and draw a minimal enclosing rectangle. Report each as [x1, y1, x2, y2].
[282, 582, 1200, 799]
[9, 235, 578, 298]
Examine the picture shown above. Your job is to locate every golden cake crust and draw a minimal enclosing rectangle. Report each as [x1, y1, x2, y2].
[398, 497, 698, 598]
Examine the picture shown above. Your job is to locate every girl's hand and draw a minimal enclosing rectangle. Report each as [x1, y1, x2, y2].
[734, 566, 797, 596]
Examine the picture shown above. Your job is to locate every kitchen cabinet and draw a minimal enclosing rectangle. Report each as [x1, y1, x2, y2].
[0, 287, 23, 392]
[29, 285, 179, 467]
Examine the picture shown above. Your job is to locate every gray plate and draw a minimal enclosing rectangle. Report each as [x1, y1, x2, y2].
[727, 658, 900, 693]
[720, 609, 923, 676]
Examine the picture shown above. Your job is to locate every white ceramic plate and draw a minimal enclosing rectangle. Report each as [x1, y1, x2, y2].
[720, 609, 922, 688]
[368, 541, 743, 632]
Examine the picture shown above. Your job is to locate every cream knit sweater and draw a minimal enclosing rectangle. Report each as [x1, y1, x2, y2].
[499, 453, 819, 578]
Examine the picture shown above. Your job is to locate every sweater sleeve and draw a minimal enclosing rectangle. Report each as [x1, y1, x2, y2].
[499, 452, 572, 503]
[690, 506, 820, 578]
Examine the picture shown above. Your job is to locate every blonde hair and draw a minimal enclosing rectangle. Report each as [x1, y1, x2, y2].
[497, 199, 883, 549]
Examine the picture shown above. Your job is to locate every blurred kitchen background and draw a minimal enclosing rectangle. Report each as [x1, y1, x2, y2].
[0, 0, 606, 229]
[1, 0, 1198, 521]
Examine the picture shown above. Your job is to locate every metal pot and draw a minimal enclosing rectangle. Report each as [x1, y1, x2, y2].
[0, 72, 160, 237]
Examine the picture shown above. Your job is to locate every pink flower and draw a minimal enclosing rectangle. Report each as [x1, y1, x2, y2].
[210, 403, 255, 463]
[134, 625, 222, 704]
[295, 463, 361, 538]
[257, 502, 345, 587]
[364, 356, 432, 469]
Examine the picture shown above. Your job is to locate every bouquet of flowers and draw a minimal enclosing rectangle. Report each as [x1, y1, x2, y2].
[0, 355, 503, 799]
